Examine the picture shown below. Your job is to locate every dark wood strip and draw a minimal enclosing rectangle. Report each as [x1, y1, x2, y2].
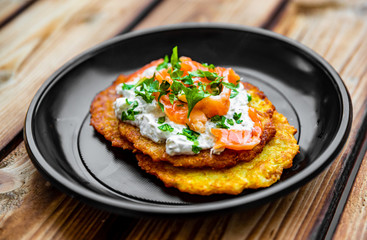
[261, 0, 289, 29]
[117, 0, 163, 35]
[0, 0, 37, 29]
[324, 102, 367, 240]
[0, 130, 22, 162]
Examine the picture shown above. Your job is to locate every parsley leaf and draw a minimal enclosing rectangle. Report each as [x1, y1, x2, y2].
[233, 112, 242, 121]
[158, 116, 165, 124]
[211, 115, 229, 129]
[192, 144, 202, 154]
[179, 75, 194, 85]
[125, 98, 132, 105]
[202, 63, 215, 70]
[170, 46, 180, 69]
[169, 68, 184, 79]
[178, 126, 202, 154]
[156, 55, 169, 71]
[233, 112, 243, 124]
[178, 127, 200, 142]
[229, 90, 238, 99]
[134, 76, 150, 88]
[190, 70, 222, 81]
[182, 85, 211, 118]
[170, 80, 185, 95]
[227, 118, 234, 126]
[122, 83, 134, 90]
[222, 81, 240, 90]
[121, 101, 140, 121]
[168, 93, 177, 104]
[247, 94, 252, 102]
[158, 124, 174, 132]
[157, 80, 171, 111]
[222, 81, 240, 99]
[210, 115, 222, 122]
[134, 76, 159, 103]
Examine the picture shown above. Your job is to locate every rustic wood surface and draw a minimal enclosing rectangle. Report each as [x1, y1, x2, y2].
[0, 0, 34, 27]
[0, 0, 366, 239]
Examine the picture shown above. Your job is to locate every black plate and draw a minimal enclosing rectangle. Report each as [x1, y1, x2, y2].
[24, 23, 352, 217]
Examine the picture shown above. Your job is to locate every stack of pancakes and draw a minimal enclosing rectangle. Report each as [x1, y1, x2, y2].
[90, 74, 299, 195]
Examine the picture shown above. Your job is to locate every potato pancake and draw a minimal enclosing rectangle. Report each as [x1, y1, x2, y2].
[136, 111, 299, 195]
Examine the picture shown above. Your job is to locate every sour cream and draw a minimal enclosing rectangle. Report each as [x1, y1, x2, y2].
[113, 67, 254, 156]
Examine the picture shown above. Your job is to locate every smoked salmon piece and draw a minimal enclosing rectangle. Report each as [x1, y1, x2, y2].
[211, 108, 262, 151]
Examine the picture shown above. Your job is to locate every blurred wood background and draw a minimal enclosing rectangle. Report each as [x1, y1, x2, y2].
[0, 0, 366, 239]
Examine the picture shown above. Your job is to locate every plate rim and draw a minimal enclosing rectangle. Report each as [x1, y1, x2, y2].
[24, 23, 353, 217]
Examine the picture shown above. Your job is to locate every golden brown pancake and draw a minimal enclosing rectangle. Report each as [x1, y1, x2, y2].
[136, 111, 299, 195]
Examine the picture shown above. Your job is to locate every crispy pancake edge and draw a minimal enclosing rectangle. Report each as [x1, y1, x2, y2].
[90, 75, 134, 150]
[136, 111, 299, 195]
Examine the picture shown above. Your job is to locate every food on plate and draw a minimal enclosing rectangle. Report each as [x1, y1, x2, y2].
[136, 111, 297, 195]
[90, 47, 299, 195]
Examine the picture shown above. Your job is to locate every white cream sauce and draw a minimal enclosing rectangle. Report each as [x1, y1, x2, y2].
[113, 66, 254, 156]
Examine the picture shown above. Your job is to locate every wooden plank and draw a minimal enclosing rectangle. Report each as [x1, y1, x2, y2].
[333, 118, 367, 239]
[0, 0, 153, 152]
[0, 142, 138, 239]
[134, 0, 284, 30]
[0, 0, 34, 27]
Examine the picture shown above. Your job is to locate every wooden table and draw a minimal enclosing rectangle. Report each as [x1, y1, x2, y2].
[1, 0, 366, 239]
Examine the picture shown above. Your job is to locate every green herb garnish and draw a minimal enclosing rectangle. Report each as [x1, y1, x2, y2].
[125, 98, 132, 105]
[170, 46, 180, 69]
[178, 127, 200, 141]
[121, 101, 140, 121]
[168, 93, 177, 104]
[211, 115, 229, 129]
[122, 83, 134, 90]
[134, 76, 159, 103]
[190, 70, 222, 81]
[157, 80, 171, 111]
[178, 127, 202, 154]
[226, 118, 234, 126]
[179, 75, 194, 85]
[233, 112, 242, 120]
[233, 112, 243, 124]
[156, 55, 169, 71]
[202, 63, 215, 70]
[158, 123, 174, 132]
[158, 116, 165, 124]
[210, 115, 222, 122]
[182, 85, 211, 118]
[169, 68, 184, 79]
[192, 144, 202, 154]
[222, 80, 240, 99]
